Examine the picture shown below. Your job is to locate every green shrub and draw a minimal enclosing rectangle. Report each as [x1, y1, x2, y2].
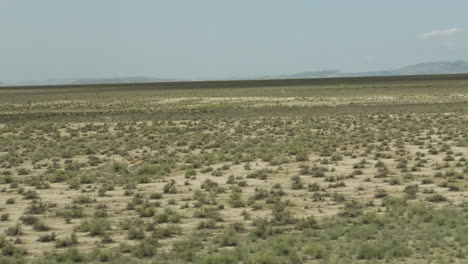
[228, 190, 245, 208]
[137, 206, 155, 217]
[20, 215, 39, 225]
[247, 169, 272, 180]
[448, 185, 460, 191]
[197, 219, 218, 230]
[152, 225, 181, 239]
[94, 207, 108, 218]
[290, 175, 304, 190]
[52, 247, 84, 261]
[421, 178, 434, 184]
[215, 229, 239, 247]
[303, 242, 327, 259]
[5, 224, 22, 236]
[22, 190, 39, 200]
[374, 188, 388, 198]
[193, 207, 223, 221]
[132, 238, 158, 258]
[339, 200, 363, 218]
[55, 233, 79, 248]
[172, 236, 203, 261]
[0, 235, 27, 256]
[455, 228, 468, 245]
[230, 221, 245, 232]
[149, 192, 163, 199]
[37, 232, 56, 242]
[112, 162, 127, 173]
[358, 240, 412, 259]
[251, 218, 274, 239]
[270, 199, 296, 225]
[195, 252, 238, 264]
[127, 227, 145, 240]
[307, 183, 320, 192]
[33, 222, 51, 231]
[389, 178, 400, 185]
[404, 184, 419, 199]
[185, 169, 197, 178]
[78, 218, 111, 236]
[295, 216, 318, 230]
[245, 253, 282, 264]
[138, 164, 167, 177]
[153, 208, 181, 224]
[119, 218, 145, 230]
[56, 205, 85, 219]
[0, 214, 9, 221]
[426, 194, 447, 202]
[73, 195, 95, 204]
[163, 181, 177, 194]
[295, 152, 309, 161]
[357, 243, 384, 259]
[17, 168, 30, 175]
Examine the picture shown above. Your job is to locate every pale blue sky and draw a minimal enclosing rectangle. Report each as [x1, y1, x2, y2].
[1, 0, 467, 82]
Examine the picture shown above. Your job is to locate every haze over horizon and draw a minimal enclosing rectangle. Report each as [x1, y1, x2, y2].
[1, 1, 467, 83]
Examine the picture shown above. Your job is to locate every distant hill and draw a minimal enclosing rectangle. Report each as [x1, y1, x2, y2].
[67, 77, 178, 85]
[387, 60, 468, 75]
[4, 76, 179, 86]
[260, 70, 342, 79]
[2, 60, 468, 86]
[272, 60, 468, 79]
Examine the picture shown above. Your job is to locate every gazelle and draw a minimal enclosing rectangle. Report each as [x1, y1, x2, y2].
[127, 159, 143, 174]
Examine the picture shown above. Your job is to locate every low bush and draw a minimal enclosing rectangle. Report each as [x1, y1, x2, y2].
[55, 233, 79, 248]
[426, 194, 447, 202]
[127, 227, 145, 240]
[37, 232, 56, 242]
[78, 218, 111, 236]
[0, 214, 9, 221]
[5, 224, 22, 236]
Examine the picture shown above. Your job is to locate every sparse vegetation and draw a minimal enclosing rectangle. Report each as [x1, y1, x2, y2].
[0, 76, 467, 262]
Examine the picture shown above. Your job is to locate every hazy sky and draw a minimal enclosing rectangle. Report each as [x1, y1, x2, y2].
[1, 1, 467, 82]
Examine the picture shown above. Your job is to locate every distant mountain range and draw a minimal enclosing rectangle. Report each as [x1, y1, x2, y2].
[65, 76, 178, 85]
[2, 60, 468, 86]
[2, 76, 177, 86]
[266, 60, 468, 79]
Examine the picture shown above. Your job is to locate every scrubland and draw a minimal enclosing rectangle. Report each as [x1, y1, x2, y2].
[0, 75, 467, 263]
